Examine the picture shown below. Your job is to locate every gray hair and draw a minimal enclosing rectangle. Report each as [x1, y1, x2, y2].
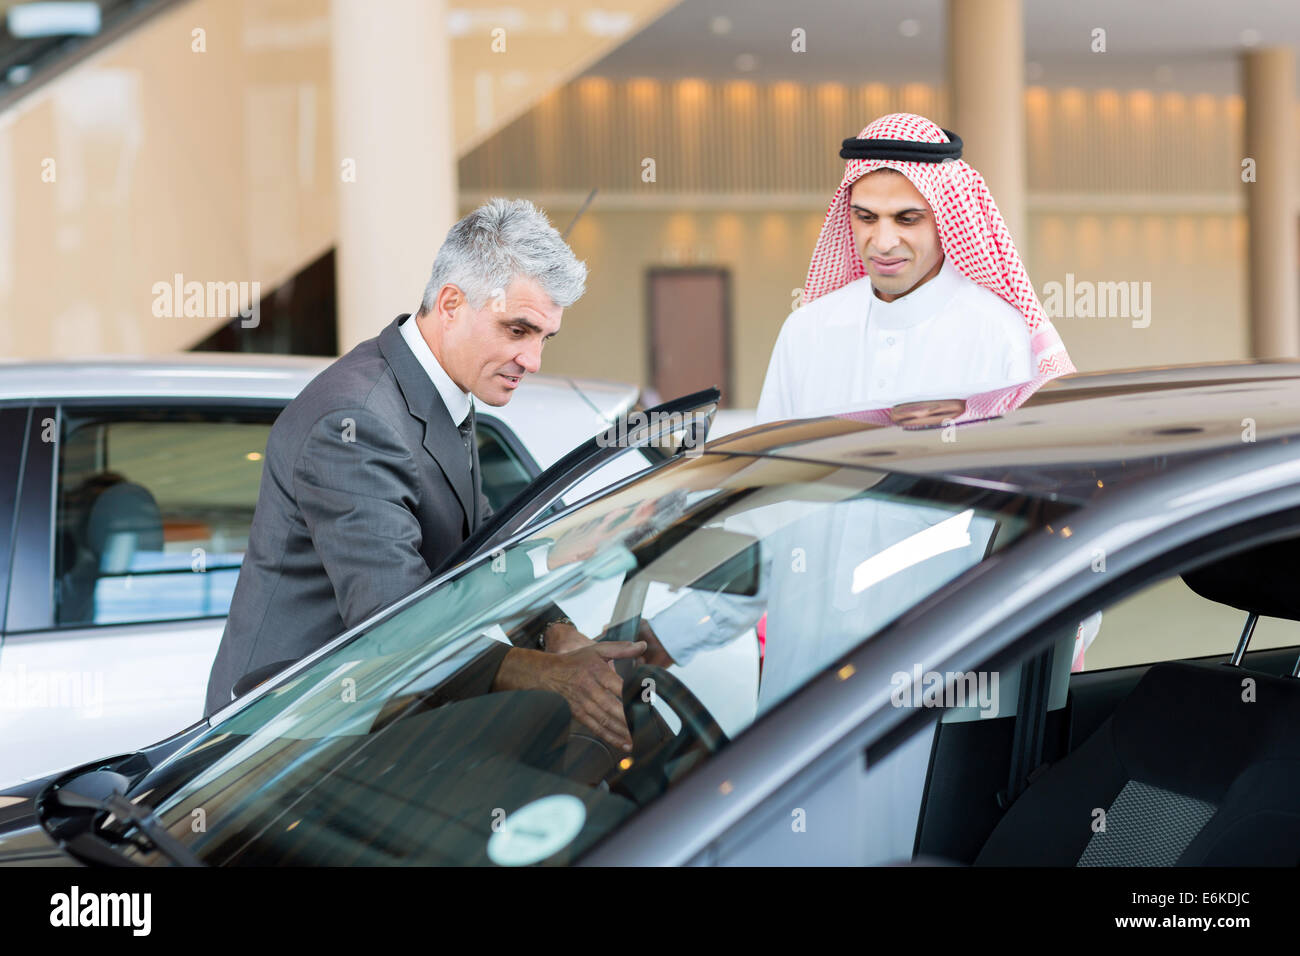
[421, 198, 587, 313]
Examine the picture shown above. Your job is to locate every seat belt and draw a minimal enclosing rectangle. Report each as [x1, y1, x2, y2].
[996, 644, 1054, 809]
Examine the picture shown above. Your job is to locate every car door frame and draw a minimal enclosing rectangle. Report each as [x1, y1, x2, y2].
[0, 403, 34, 643]
[444, 387, 720, 570]
[4, 403, 56, 635]
[473, 410, 544, 507]
[579, 437, 1300, 865]
[3, 397, 293, 636]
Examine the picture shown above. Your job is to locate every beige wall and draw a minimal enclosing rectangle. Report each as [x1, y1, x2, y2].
[0, 18, 1277, 379]
[0, 0, 336, 357]
[0, 0, 677, 359]
[1025, 208, 1249, 374]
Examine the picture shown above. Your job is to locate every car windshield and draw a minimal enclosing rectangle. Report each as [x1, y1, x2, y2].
[117, 451, 1071, 866]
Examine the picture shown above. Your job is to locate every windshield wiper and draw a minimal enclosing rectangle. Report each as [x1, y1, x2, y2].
[54, 770, 204, 867]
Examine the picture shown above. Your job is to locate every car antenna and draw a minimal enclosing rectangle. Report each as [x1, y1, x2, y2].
[561, 188, 598, 240]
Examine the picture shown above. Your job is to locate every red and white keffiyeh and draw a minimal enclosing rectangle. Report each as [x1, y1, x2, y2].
[808, 113, 1075, 423]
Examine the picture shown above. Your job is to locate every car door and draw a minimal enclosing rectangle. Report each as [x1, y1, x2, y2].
[582, 457, 1300, 865]
[0, 400, 282, 786]
[474, 412, 544, 516]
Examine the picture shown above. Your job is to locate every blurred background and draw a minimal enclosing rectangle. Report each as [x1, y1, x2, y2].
[1, 0, 1297, 408]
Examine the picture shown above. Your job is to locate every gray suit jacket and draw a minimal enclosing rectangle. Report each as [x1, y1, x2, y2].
[204, 315, 495, 713]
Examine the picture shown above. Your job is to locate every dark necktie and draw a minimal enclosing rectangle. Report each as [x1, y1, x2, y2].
[457, 407, 475, 467]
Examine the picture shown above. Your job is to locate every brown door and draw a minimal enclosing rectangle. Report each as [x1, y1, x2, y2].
[647, 267, 731, 405]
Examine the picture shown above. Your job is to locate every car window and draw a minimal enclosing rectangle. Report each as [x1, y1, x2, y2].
[1077, 576, 1300, 672]
[54, 409, 274, 627]
[475, 418, 537, 515]
[118, 453, 1069, 866]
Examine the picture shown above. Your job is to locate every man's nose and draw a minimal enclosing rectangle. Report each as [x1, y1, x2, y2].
[873, 222, 899, 255]
[516, 340, 543, 374]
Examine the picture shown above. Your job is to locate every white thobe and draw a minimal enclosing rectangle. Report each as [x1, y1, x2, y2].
[756, 256, 1032, 424]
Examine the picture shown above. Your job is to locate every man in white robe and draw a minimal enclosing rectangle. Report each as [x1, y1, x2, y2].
[757, 112, 1072, 428]
[640, 114, 1079, 676]
[743, 113, 1078, 862]
[756, 253, 1033, 423]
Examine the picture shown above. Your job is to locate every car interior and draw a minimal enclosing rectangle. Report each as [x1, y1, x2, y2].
[51, 413, 269, 627]
[913, 531, 1300, 867]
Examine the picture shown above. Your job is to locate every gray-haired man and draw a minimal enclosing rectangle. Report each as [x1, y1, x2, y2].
[205, 198, 644, 749]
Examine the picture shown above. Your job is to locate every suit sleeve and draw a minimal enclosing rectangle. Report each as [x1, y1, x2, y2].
[293, 407, 436, 630]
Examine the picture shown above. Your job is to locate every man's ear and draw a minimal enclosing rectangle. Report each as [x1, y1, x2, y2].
[434, 283, 465, 326]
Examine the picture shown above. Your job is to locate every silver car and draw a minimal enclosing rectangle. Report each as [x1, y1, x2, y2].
[0, 355, 659, 785]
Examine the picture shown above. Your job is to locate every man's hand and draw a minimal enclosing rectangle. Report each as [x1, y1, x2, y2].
[888, 398, 966, 428]
[628, 619, 676, 668]
[540, 620, 592, 655]
[492, 642, 646, 751]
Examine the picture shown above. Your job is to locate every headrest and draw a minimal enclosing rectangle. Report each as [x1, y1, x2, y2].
[1181, 536, 1300, 621]
[85, 482, 163, 570]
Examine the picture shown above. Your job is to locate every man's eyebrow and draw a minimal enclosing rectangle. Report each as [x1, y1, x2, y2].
[500, 315, 558, 338]
[849, 203, 927, 216]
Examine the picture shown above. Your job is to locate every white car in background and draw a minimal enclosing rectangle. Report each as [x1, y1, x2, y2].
[0, 356, 732, 785]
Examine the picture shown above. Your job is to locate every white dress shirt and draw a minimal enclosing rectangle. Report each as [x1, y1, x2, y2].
[756, 256, 1032, 423]
[399, 312, 472, 429]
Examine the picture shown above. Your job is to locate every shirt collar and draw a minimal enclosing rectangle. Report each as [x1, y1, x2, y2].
[399, 312, 472, 427]
[867, 255, 965, 330]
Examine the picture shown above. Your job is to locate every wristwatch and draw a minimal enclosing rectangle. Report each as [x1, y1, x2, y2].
[538, 615, 574, 651]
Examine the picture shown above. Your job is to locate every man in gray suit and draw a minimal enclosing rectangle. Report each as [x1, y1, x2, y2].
[205, 198, 643, 751]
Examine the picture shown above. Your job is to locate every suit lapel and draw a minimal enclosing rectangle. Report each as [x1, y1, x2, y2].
[378, 316, 474, 530]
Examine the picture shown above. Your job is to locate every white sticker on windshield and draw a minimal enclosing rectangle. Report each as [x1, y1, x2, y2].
[487, 794, 587, 867]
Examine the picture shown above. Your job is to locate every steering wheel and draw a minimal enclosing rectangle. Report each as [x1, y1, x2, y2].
[625, 665, 728, 754]
[605, 664, 729, 806]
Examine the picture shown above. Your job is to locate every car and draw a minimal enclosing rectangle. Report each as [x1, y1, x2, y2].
[0, 355, 666, 786]
[5, 362, 1300, 867]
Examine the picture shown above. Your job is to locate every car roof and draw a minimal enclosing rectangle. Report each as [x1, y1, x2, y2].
[0, 354, 639, 421]
[705, 361, 1300, 503]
